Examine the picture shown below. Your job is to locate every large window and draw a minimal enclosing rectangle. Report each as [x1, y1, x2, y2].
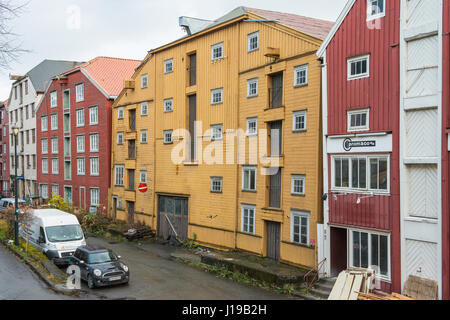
[367, 0, 385, 20]
[115, 165, 124, 186]
[350, 230, 389, 279]
[241, 204, 256, 234]
[242, 166, 257, 192]
[211, 42, 224, 61]
[291, 210, 310, 246]
[332, 155, 389, 193]
[348, 55, 370, 80]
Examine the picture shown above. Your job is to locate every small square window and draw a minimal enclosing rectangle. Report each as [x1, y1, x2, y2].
[210, 177, 223, 193]
[141, 102, 148, 116]
[164, 59, 173, 74]
[248, 31, 259, 52]
[247, 78, 258, 97]
[348, 55, 370, 80]
[294, 65, 308, 87]
[141, 74, 148, 89]
[293, 111, 307, 132]
[348, 109, 370, 131]
[291, 175, 306, 195]
[211, 42, 224, 61]
[164, 130, 173, 144]
[211, 124, 223, 141]
[164, 99, 173, 113]
[211, 88, 223, 105]
[246, 117, 257, 136]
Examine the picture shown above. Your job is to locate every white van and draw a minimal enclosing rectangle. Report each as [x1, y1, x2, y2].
[19, 209, 87, 266]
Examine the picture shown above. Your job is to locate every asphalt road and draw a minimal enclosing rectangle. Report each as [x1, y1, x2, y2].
[76, 236, 298, 300]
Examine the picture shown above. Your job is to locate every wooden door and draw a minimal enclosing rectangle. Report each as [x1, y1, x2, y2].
[271, 73, 283, 108]
[266, 221, 281, 261]
[269, 168, 282, 209]
[127, 201, 135, 225]
[158, 196, 188, 241]
[128, 169, 135, 190]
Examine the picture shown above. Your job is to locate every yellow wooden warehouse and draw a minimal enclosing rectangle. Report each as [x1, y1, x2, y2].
[109, 7, 333, 270]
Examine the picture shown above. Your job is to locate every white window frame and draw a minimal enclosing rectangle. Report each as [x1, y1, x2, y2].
[89, 106, 99, 125]
[75, 84, 84, 102]
[247, 78, 258, 98]
[141, 102, 148, 116]
[41, 116, 48, 132]
[140, 129, 148, 144]
[348, 108, 370, 132]
[291, 175, 306, 196]
[241, 204, 256, 234]
[246, 117, 258, 136]
[51, 184, 59, 196]
[291, 210, 310, 246]
[347, 55, 370, 80]
[117, 132, 124, 145]
[50, 91, 57, 108]
[367, 0, 386, 21]
[348, 228, 391, 281]
[90, 133, 99, 152]
[90, 188, 100, 206]
[211, 42, 224, 61]
[42, 158, 48, 174]
[211, 88, 223, 105]
[76, 135, 85, 153]
[248, 31, 259, 52]
[242, 166, 257, 192]
[164, 98, 173, 113]
[164, 130, 173, 144]
[41, 138, 48, 154]
[294, 64, 309, 87]
[77, 157, 85, 176]
[52, 158, 59, 175]
[40, 184, 49, 199]
[210, 177, 223, 193]
[211, 124, 223, 141]
[164, 59, 173, 74]
[141, 74, 148, 89]
[76, 109, 84, 127]
[293, 110, 307, 132]
[90, 157, 99, 176]
[331, 155, 390, 194]
[51, 137, 58, 154]
[118, 107, 124, 120]
[140, 170, 147, 184]
[115, 165, 125, 186]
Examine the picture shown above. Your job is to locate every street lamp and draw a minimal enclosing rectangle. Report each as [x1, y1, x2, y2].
[12, 124, 19, 246]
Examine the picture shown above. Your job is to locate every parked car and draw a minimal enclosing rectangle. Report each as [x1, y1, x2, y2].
[69, 245, 130, 289]
[18, 209, 86, 266]
[0, 198, 26, 218]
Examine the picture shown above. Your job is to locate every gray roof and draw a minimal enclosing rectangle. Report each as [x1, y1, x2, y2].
[25, 60, 83, 93]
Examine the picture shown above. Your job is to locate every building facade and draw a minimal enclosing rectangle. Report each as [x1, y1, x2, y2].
[0, 100, 10, 198]
[8, 60, 81, 201]
[109, 7, 332, 269]
[36, 57, 140, 212]
[318, 0, 449, 299]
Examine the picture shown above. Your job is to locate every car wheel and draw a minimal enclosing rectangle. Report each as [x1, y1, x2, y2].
[87, 275, 95, 289]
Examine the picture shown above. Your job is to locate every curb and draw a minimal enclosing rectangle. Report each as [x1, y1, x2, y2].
[0, 240, 81, 297]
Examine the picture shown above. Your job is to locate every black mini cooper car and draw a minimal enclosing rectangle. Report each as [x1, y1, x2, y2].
[69, 245, 130, 289]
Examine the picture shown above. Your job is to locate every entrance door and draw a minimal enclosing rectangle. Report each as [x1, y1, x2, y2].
[112, 197, 117, 219]
[127, 201, 135, 224]
[330, 227, 348, 277]
[64, 187, 72, 205]
[266, 221, 281, 261]
[158, 196, 189, 241]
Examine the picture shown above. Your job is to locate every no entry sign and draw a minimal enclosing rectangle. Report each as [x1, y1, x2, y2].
[138, 183, 148, 193]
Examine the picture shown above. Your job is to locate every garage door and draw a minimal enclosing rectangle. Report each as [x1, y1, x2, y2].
[158, 196, 188, 241]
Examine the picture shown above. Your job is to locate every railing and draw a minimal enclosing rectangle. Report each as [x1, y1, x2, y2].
[304, 258, 327, 293]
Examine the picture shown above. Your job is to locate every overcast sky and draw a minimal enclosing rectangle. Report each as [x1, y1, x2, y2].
[0, 0, 347, 99]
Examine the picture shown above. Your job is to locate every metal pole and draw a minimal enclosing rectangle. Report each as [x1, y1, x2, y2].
[14, 132, 18, 246]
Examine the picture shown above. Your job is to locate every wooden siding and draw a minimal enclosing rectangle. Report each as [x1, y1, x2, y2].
[325, 0, 401, 293]
[109, 18, 324, 269]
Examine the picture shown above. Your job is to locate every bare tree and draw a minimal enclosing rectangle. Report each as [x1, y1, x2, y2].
[0, 0, 28, 69]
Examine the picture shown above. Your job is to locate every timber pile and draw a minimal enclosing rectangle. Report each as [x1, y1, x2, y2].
[328, 269, 377, 300]
[124, 227, 155, 241]
[357, 292, 414, 300]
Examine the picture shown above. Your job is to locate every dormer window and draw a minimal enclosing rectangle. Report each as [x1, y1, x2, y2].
[348, 108, 370, 132]
[367, 0, 385, 21]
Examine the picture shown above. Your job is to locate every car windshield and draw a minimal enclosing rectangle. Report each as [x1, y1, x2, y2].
[88, 251, 119, 264]
[45, 225, 84, 242]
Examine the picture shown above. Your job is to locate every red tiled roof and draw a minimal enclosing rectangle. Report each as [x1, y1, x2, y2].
[79, 57, 141, 97]
[245, 7, 334, 40]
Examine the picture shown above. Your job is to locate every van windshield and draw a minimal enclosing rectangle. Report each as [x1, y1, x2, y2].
[45, 225, 84, 242]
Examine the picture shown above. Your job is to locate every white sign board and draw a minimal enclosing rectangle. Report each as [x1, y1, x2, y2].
[327, 133, 392, 154]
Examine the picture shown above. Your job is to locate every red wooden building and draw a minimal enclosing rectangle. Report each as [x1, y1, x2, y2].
[36, 57, 140, 213]
[318, 0, 448, 299]
[0, 99, 10, 197]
